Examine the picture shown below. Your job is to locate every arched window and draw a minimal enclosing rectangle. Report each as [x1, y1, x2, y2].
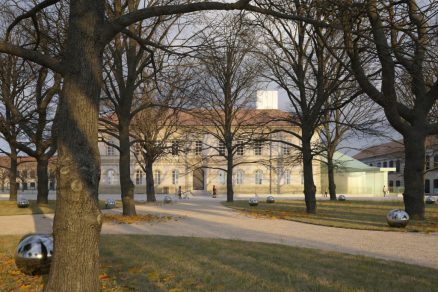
[255, 170, 263, 185]
[154, 170, 161, 185]
[219, 170, 226, 184]
[236, 170, 244, 185]
[284, 170, 291, 185]
[107, 169, 115, 185]
[172, 170, 179, 185]
[135, 170, 143, 185]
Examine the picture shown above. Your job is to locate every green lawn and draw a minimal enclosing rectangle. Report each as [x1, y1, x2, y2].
[223, 200, 438, 232]
[0, 200, 119, 216]
[0, 235, 437, 291]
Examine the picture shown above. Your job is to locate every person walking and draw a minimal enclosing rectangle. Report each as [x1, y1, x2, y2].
[212, 185, 217, 198]
[178, 186, 182, 199]
[383, 185, 388, 197]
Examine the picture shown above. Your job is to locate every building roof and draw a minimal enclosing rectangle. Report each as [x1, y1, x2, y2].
[323, 152, 380, 172]
[0, 156, 57, 169]
[353, 136, 438, 160]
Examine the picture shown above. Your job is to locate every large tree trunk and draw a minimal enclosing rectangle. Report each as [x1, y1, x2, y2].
[403, 131, 426, 220]
[8, 145, 17, 201]
[36, 157, 49, 205]
[145, 159, 156, 202]
[302, 134, 316, 213]
[119, 120, 136, 215]
[46, 1, 104, 290]
[226, 156, 234, 202]
[327, 154, 337, 200]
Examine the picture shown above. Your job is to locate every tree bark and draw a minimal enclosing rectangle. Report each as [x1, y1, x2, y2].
[145, 159, 156, 202]
[403, 131, 426, 220]
[36, 157, 49, 205]
[327, 154, 337, 200]
[8, 145, 18, 201]
[302, 133, 316, 213]
[46, 1, 104, 290]
[119, 120, 136, 215]
[226, 156, 234, 202]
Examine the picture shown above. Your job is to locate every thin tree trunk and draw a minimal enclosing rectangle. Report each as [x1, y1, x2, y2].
[46, 1, 104, 290]
[226, 156, 234, 202]
[119, 120, 136, 215]
[9, 145, 17, 201]
[403, 132, 426, 220]
[327, 155, 337, 200]
[302, 135, 316, 213]
[145, 159, 156, 202]
[36, 157, 49, 205]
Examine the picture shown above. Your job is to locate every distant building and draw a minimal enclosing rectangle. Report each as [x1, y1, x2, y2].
[353, 137, 438, 194]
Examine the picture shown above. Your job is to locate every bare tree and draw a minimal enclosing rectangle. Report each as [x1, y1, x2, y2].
[256, 1, 358, 213]
[190, 13, 265, 202]
[0, 0, 306, 289]
[337, 0, 438, 219]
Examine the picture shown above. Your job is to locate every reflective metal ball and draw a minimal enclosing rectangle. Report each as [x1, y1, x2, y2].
[266, 196, 275, 203]
[386, 209, 410, 228]
[426, 196, 436, 204]
[17, 198, 30, 208]
[105, 198, 116, 209]
[338, 195, 346, 201]
[15, 234, 53, 275]
[249, 197, 258, 206]
[163, 195, 172, 204]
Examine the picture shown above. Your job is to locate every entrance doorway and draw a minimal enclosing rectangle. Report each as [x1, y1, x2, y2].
[193, 168, 204, 190]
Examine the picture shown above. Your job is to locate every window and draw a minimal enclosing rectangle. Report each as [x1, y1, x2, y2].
[396, 160, 401, 173]
[236, 170, 244, 185]
[219, 170, 226, 184]
[133, 144, 141, 157]
[107, 169, 115, 185]
[218, 141, 225, 155]
[106, 145, 115, 156]
[434, 179, 438, 189]
[30, 170, 36, 179]
[236, 142, 244, 156]
[171, 141, 179, 156]
[172, 170, 179, 185]
[389, 161, 394, 168]
[284, 170, 291, 185]
[195, 141, 202, 155]
[154, 170, 161, 185]
[135, 170, 143, 185]
[282, 144, 291, 156]
[369, 163, 373, 166]
[255, 170, 263, 185]
[377, 162, 381, 167]
[254, 141, 262, 156]
[22, 170, 28, 179]
[389, 181, 394, 187]
[30, 182, 36, 189]
[425, 179, 430, 194]
[396, 180, 401, 187]
[383, 161, 387, 167]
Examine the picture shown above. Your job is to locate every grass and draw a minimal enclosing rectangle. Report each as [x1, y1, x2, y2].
[0, 235, 437, 291]
[223, 200, 438, 233]
[0, 200, 120, 216]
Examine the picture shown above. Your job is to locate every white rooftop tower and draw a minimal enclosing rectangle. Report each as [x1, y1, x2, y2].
[256, 91, 278, 110]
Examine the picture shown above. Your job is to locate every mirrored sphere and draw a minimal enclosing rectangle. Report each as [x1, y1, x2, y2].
[249, 198, 258, 206]
[164, 195, 172, 204]
[266, 196, 275, 203]
[425, 196, 436, 204]
[338, 195, 346, 201]
[15, 234, 53, 275]
[105, 198, 116, 209]
[17, 198, 30, 208]
[386, 209, 410, 228]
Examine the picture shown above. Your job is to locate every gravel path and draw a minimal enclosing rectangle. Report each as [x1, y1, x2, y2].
[1, 198, 437, 269]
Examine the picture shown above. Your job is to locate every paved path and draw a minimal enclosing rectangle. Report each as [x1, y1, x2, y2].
[1, 199, 437, 269]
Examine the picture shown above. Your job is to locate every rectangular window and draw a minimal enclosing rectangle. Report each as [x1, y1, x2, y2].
[389, 161, 394, 168]
[425, 179, 430, 194]
[219, 170, 226, 184]
[171, 141, 179, 156]
[383, 161, 387, 167]
[254, 141, 262, 156]
[282, 144, 291, 156]
[284, 170, 291, 185]
[172, 170, 179, 185]
[434, 179, 438, 189]
[377, 162, 382, 167]
[395, 180, 401, 187]
[218, 141, 225, 155]
[236, 171, 244, 184]
[106, 145, 115, 156]
[195, 141, 202, 155]
[396, 160, 401, 173]
[255, 170, 263, 185]
[236, 142, 244, 156]
[389, 181, 394, 187]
